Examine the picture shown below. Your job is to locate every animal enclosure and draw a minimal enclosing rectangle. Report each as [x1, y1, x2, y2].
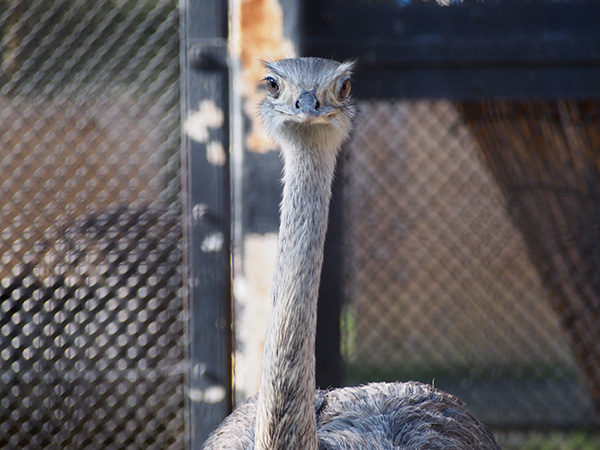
[0, 0, 599, 449]
[341, 99, 600, 431]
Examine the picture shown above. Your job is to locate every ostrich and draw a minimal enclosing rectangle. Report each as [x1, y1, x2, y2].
[202, 57, 501, 450]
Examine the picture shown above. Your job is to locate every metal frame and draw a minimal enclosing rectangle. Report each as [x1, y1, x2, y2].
[180, 0, 232, 446]
[302, 0, 600, 100]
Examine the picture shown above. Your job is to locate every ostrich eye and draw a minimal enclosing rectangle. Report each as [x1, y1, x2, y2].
[338, 78, 351, 99]
[265, 76, 280, 97]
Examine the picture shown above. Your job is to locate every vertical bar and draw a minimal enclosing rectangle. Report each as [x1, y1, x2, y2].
[316, 166, 344, 389]
[179, 0, 232, 446]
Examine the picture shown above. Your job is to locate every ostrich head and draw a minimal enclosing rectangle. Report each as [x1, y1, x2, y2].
[260, 57, 356, 154]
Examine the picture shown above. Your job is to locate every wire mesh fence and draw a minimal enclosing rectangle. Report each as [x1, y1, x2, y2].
[2, 0, 600, 448]
[341, 100, 600, 445]
[0, 1, 184, 448]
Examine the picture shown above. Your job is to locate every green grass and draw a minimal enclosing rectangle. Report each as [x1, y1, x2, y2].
[497, 432, 600, 450]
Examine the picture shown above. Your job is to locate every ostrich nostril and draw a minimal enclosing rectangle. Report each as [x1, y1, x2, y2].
[296, 92, 319, 112]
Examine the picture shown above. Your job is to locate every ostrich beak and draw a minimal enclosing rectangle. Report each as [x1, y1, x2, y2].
[295, 91, 322, 124]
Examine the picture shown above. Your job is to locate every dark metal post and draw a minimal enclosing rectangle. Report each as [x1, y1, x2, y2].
[315, 163, 345, 389]
[180, 0, 232, 446]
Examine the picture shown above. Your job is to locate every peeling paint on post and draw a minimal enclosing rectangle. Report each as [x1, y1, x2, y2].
[184, 100, 225, 144]
[180, 0, 232, 445]
[230, 0, 296, 153]
[201, 232, 225, 253]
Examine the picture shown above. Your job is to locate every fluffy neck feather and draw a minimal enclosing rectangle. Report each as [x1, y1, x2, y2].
[255, 138, 338, 450]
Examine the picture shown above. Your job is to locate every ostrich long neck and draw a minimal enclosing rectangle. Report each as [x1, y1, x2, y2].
[255, 139, 338, 450]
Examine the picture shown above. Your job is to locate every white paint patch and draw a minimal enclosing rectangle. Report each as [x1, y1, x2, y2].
[232, 233, 278, 399]
[184, 100, 224, 143]
[188, 388, 204, 402]
[204, 385, 227, 404]
[201, 232, 224, 252]
[206, 140, 227, 166]
[188, 385, 227, 404]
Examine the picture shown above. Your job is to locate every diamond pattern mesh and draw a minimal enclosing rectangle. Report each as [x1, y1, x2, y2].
[0, 1, 184, 448]
[2, 0, 599, 447]
[342, 100, 600, 429]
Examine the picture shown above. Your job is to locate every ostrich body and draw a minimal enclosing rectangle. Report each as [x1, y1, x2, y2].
[202, 58, 501, 450]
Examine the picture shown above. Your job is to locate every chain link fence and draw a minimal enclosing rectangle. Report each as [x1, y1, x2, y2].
[342, 100, 600, 446]
[2, 0, 600, 448]
[0, 1, 184, 448]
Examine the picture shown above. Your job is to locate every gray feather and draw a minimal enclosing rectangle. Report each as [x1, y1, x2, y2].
[203, 381, 500, 449]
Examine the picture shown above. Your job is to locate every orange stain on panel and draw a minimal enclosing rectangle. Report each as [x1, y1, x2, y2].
[235, 0, 294, 152]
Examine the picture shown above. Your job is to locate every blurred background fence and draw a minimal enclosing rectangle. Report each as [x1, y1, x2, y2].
[302, 0, 600, 447]
[2, 0, 600, 449]
[0, 1, 185, 448]
[341, 99, 600, 436]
